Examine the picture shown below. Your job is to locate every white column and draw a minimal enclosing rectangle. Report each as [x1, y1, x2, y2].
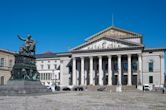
[128, 54, 132, 86]
[90, 56, 94, 85]
[81, 57, 85, 85]
[118, 55, 122, 85]
[72, 57, 76, 85]
[138, 54, 142, 85]
[99, 56, 103, 85]
[108, 55, 112, 85]
[160, 54, 165, 85]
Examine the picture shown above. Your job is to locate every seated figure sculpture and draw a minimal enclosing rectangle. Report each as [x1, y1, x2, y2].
[18, 34, 36, 56]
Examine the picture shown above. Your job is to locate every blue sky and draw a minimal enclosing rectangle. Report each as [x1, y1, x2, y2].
[0, 0, 166, 71]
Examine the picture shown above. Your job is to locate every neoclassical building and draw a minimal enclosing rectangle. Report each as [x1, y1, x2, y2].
[36, 52, 61, 86]
[0, 49, 15, 85]
[36, 26, 166, 87]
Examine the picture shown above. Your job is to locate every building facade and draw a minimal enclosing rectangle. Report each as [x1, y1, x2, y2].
[0, 49, 15, 85]
[36, 53, 61, 86]
[36, 26, 166, 87]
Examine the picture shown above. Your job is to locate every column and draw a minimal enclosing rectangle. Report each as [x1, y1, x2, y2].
[99, 56, 103, 85]
[72, 57, 76, 85]
[90, 56, 94, 85]
[160, 54, 165, 85]
[128, 54, 132, 86]
[108, 55, 112, 85]
[118, 55, 122, 85]
[138, 54, 142, 85]
[81, 57, 85, 85]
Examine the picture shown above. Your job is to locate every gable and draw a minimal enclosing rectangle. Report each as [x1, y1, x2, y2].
[85, 26, 142, 42]
[71, 37, 142, 51]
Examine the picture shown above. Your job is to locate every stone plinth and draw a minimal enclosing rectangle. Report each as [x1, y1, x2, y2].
[0, 80, 51, 95]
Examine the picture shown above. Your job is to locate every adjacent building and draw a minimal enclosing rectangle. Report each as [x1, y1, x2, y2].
[36, 52, 61, 86]
[36, 26, 166, 87]
[0, 49, 15, 85]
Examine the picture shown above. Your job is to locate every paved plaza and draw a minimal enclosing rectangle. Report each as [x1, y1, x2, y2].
[0, 91, 166, 110]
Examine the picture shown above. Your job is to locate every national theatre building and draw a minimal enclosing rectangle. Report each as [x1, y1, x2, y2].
[36, 26, 166, 88]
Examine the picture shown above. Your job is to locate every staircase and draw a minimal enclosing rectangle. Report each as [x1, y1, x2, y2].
[86, 85, 137, 92]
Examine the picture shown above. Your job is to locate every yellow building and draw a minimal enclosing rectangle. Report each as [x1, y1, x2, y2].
[0, 49, 15, 85]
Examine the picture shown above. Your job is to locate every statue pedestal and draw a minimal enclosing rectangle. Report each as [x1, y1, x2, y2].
[0, 80, 51, 95]
[0, 36, 51, 95]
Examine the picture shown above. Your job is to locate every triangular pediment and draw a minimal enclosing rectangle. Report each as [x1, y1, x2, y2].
[85, 26, 142, 42]
[71, 37, 142, 51]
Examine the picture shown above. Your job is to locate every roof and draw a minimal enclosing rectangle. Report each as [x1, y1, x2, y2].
[143, 48, 166, 52]
[0, 49, 15, 55]
[72, 46, 143, 54]
[36, 53, 57, 58]
[85, 26, 142, 42]
[36, 52, 71, 58]
[71, 36, 143, 51]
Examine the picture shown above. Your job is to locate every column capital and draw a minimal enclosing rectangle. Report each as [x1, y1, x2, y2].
[89, 56, 93, 58]
[107, 55, 112, 58]
[138, 54, 142, 57]
[72, 57, 76, 59]
[98, 56, 102, 59]
[118, 54, 121, 57]
[128, 54, 131, 57]
[80, 57, 84, 59]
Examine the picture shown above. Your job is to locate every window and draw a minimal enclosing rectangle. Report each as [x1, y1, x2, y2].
[9, 59, 13, 67]
[0, 58, 5, 67]
[48, 73, 51, 80]
[54, 64, 57, 69]
[149, 76, 153, 83]
[48, 64, 50, 70]
[40, 73, 43, 80]
[114, 62, 118, 72]
[41, 65, 44, 70]
[122, 62, 128, 72]
[132, 61, 137, 72]
[149, 60, 153, 72]
[105, 64, 108, 70]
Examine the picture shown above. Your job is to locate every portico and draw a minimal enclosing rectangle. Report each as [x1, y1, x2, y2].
[72, 50, 142, 86]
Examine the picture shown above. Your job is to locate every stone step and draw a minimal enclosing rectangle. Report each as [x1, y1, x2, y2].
[86, 85, 137, 92]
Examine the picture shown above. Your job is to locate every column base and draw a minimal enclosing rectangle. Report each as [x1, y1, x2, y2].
[137, 85, 143, 91]
[116, 85, 122, 92]
[127, 84, 132, 86]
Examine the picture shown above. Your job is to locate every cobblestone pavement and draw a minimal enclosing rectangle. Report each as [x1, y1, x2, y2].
[0, 91, 166, 110]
